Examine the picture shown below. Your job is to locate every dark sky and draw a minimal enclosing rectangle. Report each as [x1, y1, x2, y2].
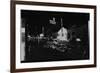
[21, 10, 89, 35]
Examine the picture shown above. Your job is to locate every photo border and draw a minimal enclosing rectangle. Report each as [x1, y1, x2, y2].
[10, 0, 97, 73]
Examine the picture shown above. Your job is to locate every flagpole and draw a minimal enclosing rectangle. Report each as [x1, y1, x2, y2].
[61, 18, 63, 27]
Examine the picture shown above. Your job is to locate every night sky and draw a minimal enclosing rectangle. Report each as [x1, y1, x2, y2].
[21, 10, 89, 35]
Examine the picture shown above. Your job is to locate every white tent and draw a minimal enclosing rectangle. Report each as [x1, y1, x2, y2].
[57, 27, 68, 41]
